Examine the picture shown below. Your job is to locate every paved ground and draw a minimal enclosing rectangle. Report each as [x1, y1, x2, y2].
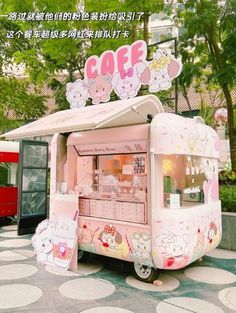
[0, 220, 235, 313]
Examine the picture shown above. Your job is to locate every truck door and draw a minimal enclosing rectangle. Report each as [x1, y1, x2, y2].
[17, 140, 48, 235]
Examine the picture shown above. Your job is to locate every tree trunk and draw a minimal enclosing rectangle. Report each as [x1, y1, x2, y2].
[205, 20, 236, 171]
[143, 13, 149, 44]
[222, 84, 236, 171]
[182, 84, 193, 115]
[131, 24, 137, 42]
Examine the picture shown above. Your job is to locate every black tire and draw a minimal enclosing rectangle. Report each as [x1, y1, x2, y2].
[78, 250, 90, 262]
[133, 263, 159, 283]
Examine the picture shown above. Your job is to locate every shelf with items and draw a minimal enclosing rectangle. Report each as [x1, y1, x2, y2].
[77, 182, 147, 202]
[79, 197, 146, 224]
[75, 153, 148, 223]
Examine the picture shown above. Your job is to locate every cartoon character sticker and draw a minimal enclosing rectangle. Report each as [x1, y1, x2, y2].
[191, 227, 206, 260]
[32, 219, 55, 264]
[52, 215, 78, 269]
[147, 49, 182, 93]
[88, 74, 113, 104]
[112, 62, 149, 100]
[129, 232, 153, 266]
[207, 221, 218, 244]
[155, 232, 190, 269]
[98, 224, 128, 258]
[78, 222, 99, 254]
[66, 79, 89, 109]
[98, 224, 122, 249]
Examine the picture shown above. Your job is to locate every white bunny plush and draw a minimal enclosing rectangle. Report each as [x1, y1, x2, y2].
[112, 61, 149, 100]
[147, 49, 182, 93]
[32, 219, 55, 264]
[66, 79, 89, 109]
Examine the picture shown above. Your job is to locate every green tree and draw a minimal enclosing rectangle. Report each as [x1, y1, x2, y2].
[175, 0, 236, 171]
[0, 77, 47, 132]
[1, 0, 164, 110]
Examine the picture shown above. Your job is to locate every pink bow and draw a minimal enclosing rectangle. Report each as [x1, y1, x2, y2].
[120, 67, 134, 79]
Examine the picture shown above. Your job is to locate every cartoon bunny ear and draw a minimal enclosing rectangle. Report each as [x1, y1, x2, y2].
[154, 49, 163, 60]
[134, 61, 146, 74]
[81, 79, 88, 89]
[134, 62, 151, 84]
[168, 59, 182, 78]
[139, 66, 151, 84]
[66, 82, 74, 92]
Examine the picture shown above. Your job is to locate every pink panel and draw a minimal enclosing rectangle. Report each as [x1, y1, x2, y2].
[49, 194, 78, 270]
[67, 124, 149, 146]
[151, 113, 220, 158]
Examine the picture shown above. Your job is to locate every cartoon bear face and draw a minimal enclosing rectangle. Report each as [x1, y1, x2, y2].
[130, 232, 151, 258]
[88, 74, 113, 104]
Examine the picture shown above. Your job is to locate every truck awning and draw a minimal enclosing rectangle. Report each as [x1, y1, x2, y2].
[1, 95, 164, 140]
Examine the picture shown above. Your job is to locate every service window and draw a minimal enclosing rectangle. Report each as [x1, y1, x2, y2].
[162, 154, 218, 208]
[77, 153, 147, 223]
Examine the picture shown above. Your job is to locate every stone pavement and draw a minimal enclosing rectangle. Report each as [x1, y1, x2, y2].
[0, 221, 235, 313]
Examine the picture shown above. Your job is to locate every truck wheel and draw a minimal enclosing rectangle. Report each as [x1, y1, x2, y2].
[133, 263, 159, 283]
[78, 250, 90, 262]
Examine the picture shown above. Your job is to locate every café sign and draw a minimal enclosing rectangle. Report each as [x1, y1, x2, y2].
[66, 40, 182, 108]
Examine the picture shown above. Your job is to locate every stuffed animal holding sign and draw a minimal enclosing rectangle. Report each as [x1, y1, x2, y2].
[87, 74, 113, 104]
[52, 216, 78, 269]
[112, 62, 150, 100]
[155, 232, 190, 269]
[66, 79, 89, 109]
[32, 219, 55, 264]
[148, 49, 182, 92]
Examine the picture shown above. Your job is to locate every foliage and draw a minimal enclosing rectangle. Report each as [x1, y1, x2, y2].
[171, 0, 236, 171]
[0, 0, 164, 113]
[220, 185, 236, 212]
[199, 101, 215, 127]
[0, 77, 47, 132]
[219, 170, 236, 185]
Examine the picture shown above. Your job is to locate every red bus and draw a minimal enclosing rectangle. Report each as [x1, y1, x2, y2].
[0, 141, 19, 218]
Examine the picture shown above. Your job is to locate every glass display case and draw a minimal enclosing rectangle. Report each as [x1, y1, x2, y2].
[77, 153, 147, 223]
[161, 154, 217, 209]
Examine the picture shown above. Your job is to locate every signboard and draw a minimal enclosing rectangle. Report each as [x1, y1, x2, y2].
[74, 140, 147, 155]
[66, 40, 182, 108]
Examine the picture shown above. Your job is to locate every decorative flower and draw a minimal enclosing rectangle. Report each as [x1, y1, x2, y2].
[148, 56, 171, 71]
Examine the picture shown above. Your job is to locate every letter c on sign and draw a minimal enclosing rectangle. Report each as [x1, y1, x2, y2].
[85, 57, 98, 79]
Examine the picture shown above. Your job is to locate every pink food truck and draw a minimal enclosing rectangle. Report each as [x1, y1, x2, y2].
[47, 95, 221, 282]
[2, 95, 222, 282]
